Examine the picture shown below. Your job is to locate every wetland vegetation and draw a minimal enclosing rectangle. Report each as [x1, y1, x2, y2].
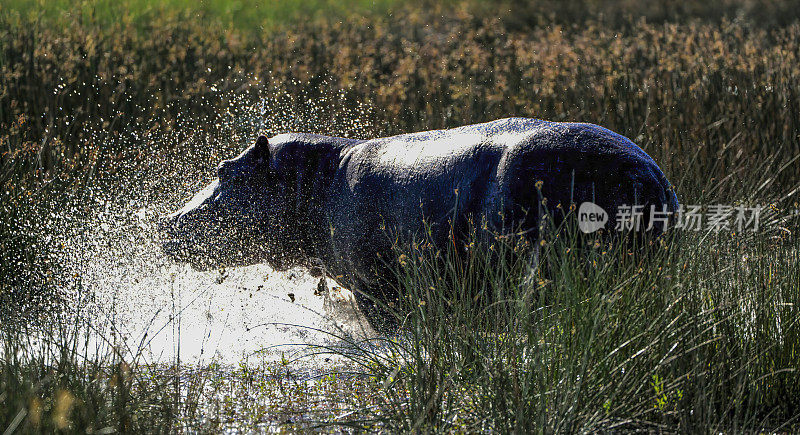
[1, 0, 799, 431]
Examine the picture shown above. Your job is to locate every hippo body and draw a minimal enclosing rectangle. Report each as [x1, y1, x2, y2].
[162, 118, 679, 329]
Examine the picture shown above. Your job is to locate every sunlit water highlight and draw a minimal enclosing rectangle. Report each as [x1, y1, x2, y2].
[64, 206, 374, 366]
[17, 81, 386, 368]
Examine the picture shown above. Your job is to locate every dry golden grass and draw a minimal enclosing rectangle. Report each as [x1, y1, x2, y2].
[2, 5, 799, 201]
[1, 2, 799, 431]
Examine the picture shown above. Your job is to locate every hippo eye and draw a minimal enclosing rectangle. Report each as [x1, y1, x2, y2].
[218, 162, 236, 181]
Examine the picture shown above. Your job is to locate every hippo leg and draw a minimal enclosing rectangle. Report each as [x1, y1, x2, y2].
[352, 284, 399, 334]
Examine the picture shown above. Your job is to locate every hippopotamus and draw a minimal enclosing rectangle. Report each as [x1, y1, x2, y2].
[160, 117, 678, 330]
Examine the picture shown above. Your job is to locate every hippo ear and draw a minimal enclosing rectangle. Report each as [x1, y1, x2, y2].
[254, 135, 270, 155]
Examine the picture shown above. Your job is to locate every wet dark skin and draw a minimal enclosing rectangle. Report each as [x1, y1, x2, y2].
[161, 118, 679, 332]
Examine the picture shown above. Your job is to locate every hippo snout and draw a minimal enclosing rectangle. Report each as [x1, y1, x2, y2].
[158, 212, 187, 260]
[158, 204, 215, 264]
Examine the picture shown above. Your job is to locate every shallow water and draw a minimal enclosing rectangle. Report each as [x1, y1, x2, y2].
[54, 203, 374, 366]
[6, 84, 386, 368]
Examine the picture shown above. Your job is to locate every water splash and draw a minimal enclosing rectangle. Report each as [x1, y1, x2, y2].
[62, 204, 374, 366]
[11, 76, 385, 366]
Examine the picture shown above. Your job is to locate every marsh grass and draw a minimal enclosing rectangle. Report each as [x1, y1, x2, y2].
[0, 300, 178, 432]
[0, 0, 410, 33]
[3, 2, 800, 199]
[329, 217, 799, 432]
[2, 0, 800, 431]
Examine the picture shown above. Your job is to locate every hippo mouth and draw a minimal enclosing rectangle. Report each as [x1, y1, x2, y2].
[158, 205, 238, 270]
[158, 211, 278, 271]
[159, 219, 222, 270]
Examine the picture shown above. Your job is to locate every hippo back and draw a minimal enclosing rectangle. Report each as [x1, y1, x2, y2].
[319, 118, 677, 292]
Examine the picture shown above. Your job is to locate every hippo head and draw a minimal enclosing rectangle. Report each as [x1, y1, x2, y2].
[160, 136, 301, 270]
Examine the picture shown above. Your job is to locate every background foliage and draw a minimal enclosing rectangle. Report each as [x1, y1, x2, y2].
[1, 0, 799, 431]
